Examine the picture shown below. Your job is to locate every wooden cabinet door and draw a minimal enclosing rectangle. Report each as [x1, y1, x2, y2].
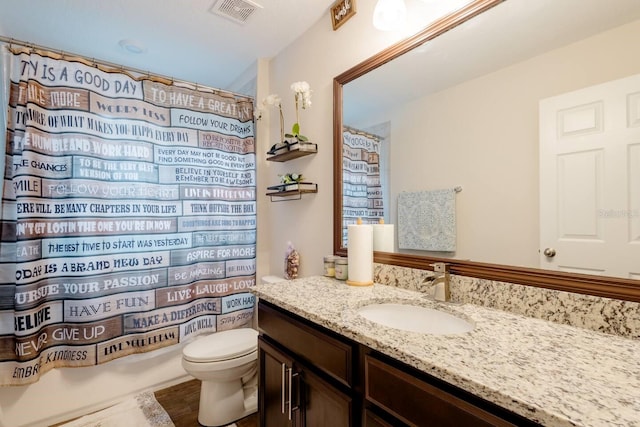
[365, 355, 518, 427]
[301, 367, 352, 427]
[260, 334, 353, 427]
[259, 336, 301, 427]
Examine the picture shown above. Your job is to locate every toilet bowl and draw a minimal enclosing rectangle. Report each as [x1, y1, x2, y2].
[182, 328, 259, 427]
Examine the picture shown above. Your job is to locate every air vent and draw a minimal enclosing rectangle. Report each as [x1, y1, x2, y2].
[209, 0, 263, 24]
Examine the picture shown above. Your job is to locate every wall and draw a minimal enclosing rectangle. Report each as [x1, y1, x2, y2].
[258, 1, 406, 279]
[0, 2, 406, 426]
[382, 19, 640, 268]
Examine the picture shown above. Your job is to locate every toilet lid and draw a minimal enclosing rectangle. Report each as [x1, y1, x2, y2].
[183, 328, 258, 362]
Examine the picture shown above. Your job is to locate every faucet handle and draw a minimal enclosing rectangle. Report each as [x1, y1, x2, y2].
[430, 262, 448, 273]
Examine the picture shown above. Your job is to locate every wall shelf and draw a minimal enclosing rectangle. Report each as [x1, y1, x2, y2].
[265, 141, 318, 201]
[266, 185, 318, 202]
[266, 142, 317, 162]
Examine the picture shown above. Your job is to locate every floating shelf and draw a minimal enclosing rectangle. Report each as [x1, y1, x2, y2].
[266, 184, 318, 202]
[266, 142, 317, 162]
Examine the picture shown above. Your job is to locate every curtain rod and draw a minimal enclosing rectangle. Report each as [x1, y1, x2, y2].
[343, 125, 384, 142]
[0, 35, 253, 102]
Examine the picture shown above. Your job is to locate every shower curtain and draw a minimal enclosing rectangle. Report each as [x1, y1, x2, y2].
[0, 47, 257, 385]
[342, 126, 383, 246]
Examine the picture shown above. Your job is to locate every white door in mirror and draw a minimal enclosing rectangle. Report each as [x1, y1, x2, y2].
[540, 73, 640, 278]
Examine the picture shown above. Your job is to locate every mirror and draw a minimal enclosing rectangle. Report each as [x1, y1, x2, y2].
[334, 0, 640, 301]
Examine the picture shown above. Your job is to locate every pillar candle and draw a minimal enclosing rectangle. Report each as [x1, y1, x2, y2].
[373, 223, 394, 252]
[347, 221, 373, 286]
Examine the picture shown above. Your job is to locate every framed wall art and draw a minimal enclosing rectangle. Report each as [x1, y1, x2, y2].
[331, 0, 356, 30]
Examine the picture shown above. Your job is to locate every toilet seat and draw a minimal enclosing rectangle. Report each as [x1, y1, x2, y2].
[183, 328, 258, 363]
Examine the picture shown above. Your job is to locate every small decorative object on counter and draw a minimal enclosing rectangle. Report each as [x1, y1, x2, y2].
[334, 257, 348, 280]
[323, 255, 336, 277]
[284, 241, 300, 279]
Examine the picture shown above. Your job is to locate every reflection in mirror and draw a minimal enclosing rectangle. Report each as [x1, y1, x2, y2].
[342, 0, 640, 275]
[341, 124, 390, 247]
[334, 0, 640, 300]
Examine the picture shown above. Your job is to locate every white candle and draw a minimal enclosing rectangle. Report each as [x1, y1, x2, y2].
[373, 223, 394, 252]
[347, 220, 373, 286]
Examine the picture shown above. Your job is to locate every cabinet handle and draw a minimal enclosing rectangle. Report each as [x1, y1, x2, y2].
[288, 367, 293, 420]
[281, 363, 286, 414]
[287, 368, 300, 421]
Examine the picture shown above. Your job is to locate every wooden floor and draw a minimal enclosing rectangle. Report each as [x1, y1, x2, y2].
[155, 379, 258, 427]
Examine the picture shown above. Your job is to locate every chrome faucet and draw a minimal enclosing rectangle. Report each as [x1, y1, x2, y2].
[423, 262, 451, 302]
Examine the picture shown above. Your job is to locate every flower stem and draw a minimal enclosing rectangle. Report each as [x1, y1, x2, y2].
[279, 106, 285, 142]
[295, 94, 300, 132]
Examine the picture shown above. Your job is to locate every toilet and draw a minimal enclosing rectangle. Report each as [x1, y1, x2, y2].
[182, 328, 259, 426]
[181, 276, 285, 426]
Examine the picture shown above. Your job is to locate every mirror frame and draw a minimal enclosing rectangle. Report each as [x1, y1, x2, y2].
[333, 0, 640, 303]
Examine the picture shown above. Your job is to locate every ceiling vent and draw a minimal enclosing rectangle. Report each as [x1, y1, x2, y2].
[209, 0, 263, 25]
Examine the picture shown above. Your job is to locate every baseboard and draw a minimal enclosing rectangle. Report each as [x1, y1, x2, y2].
[151, 373, 196, 392]
[34, 374, 193, 427]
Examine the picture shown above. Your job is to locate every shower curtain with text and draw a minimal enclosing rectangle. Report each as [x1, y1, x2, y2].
[342, 126, 382, 246]
[0, 48, 257, 385]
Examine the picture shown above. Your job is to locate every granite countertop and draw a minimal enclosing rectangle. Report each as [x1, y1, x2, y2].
[252, 276, 640, 427]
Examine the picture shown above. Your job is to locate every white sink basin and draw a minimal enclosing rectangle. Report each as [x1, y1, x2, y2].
[357, 303, 474, 335]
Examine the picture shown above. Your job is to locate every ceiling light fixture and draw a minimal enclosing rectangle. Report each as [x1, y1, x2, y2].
[118, 39, 147, 54]
[373, 0, 407, 31]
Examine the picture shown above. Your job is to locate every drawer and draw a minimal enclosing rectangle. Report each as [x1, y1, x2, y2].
[258, 301, 353, 387]
[363, 409, 395, 427]
[365, 355, 517, 427]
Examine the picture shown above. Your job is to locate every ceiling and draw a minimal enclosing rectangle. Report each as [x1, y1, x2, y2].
[344, 0, 640, 125]
[0, 0, 335, 94]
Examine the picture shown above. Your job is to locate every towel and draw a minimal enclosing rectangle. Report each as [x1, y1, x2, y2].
[58, 391, 174, 427]
[397, 189, 457, 251]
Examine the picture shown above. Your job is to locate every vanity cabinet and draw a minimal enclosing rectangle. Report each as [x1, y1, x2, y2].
[364, 354, 538, 427]
[258, 301, 354, 426]
[257, 300, 539, 427]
